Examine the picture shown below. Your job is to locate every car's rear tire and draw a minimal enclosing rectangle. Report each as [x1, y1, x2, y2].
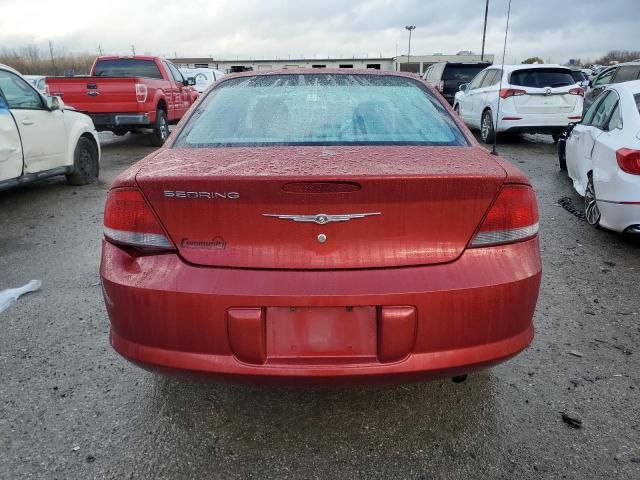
[66, 137, 99, 186]
[584, 172, 601, 227]
[112, 128, 128, 137]
[552, 132, 562, 143]
[149, 109, 168, 147]
[557, 137, 567, 171]
[480, 109, 495, 144]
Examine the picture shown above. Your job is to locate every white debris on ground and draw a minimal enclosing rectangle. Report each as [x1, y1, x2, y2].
[0, 280, 42, 313]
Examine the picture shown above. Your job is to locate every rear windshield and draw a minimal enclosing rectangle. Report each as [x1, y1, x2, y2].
[570, 71, 585, 83]
[173, 74, 468, 147]
[93, 59, 163, 79]
[443, 65, 488, 82]
[510, 68, 575, 88]
[635, 94, 640, 114]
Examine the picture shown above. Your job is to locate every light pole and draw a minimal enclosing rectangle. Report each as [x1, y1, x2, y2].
[405, 25, 416, 72]
[481, 0, 490, 61]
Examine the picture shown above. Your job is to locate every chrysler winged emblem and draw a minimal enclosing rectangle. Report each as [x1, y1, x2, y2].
[263, 212, 381, 225]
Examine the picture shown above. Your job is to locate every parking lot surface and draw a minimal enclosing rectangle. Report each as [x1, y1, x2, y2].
[1, 133, 639, 479]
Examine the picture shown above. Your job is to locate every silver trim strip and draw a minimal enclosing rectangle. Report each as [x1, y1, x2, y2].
[262, 212, 381, 225]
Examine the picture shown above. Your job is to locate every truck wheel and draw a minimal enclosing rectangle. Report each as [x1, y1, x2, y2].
[150, 109, 168, 147]
[112, 128, 128, 137]
[66, 137, 99, 186]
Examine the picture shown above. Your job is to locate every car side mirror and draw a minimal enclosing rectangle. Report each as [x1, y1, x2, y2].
[581, 80, 590, 88]
[459, 83, 468, 92]
[185, 77, 196, 87]
[47, 95, 61, 111]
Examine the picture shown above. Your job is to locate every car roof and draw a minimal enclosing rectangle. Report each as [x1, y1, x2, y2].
[0, 63, 22, 76]
[609, 79, 640, 95]
[499, 64, 571, 73]
[432, 61, 491, 66]
[216, 68, 425, 82]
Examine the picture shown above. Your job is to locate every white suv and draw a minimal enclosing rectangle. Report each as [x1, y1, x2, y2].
[453, 64, 584, 143]
[0, 64, 100, 191]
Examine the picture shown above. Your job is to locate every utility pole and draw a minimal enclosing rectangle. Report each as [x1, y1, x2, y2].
[48, 40, 56, 75]
[481, 0, 490, 61]
[405, 26, 416, 72]
[98, 45, 103, 55]
[131, 45, 136, 55]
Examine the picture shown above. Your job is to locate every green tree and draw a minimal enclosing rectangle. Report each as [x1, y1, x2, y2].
[522, 57, 544, 64]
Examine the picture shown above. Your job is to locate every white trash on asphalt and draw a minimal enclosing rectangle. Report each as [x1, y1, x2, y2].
[0, 280, 42, 313]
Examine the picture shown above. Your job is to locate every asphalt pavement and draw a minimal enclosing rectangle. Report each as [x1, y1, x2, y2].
[0, 132, 639, 479]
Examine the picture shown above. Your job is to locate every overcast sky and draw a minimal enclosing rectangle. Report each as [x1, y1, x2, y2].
[0, 0, 638, 63]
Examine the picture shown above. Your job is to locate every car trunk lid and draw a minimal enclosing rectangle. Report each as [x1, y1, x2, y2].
[135, 146, 507, 269]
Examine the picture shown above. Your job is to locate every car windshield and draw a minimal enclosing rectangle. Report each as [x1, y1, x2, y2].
[443, 65, 488, 82]
[93, 59, 163, 79]
[510, 68, 575, 88]
[173, 74, 468, 147]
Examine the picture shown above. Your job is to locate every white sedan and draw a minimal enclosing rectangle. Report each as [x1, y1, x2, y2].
[560, 80, 640, 234]
[0, 64, 100, 191]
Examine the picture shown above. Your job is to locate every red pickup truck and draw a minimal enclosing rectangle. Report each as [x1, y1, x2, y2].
[46, 56, 199, 146]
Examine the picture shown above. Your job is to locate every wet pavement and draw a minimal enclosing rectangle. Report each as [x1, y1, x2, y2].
[1, 133, 639, 479]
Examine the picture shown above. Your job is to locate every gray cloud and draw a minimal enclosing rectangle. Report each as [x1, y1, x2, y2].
[0, 0, 638, 63]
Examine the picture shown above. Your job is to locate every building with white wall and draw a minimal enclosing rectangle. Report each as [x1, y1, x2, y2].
[170, 53, 494, 76]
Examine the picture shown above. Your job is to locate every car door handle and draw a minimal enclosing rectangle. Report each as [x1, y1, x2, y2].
[21, 119, 34, 125]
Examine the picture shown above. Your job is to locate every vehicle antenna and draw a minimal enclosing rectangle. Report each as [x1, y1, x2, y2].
[492, 0, 511, 156]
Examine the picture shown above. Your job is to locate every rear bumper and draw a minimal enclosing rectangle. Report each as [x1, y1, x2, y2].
[88, 112, 152, 129]
[496, 112, 582, 134]
[597, 201, 640, 233]
[100, 237, 542, 384]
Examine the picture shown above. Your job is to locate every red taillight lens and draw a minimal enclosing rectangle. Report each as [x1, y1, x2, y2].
[499, 88, 527, 99]
[569, 87, 584, 97]
[135, 83, 148, 103]
[471, 185, 539, 247]
[103, 188, 173, 250]
[616, 148, 640, 175]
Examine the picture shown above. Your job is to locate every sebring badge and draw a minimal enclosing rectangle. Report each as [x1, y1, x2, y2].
[262, 212, 381, 224]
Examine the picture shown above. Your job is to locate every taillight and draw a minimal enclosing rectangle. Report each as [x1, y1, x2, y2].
[437, 80, 444, 93]
[470, 185, 539, 247]
[135, 83, 148, 103]
[569, 87, 584, 97]
[499, 88, 527, 99]
[616, 148, 640, 175]
[103, 188, 174, 250]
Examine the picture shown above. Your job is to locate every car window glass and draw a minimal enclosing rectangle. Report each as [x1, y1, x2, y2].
[93, 59, 163, 79]
[480, 70, 497, 87]
[613, 66, 640, 83]
[590, 91, 619, 129]
[593, 68, 615, 87]
[468, 71, 487, 90]
[0, 70, 43, 109]
[166, 62, 185, 83]
[510, 68, 574, 88]
[443, 65, 489, 83]
[606, 103, 622, 130]
[635, 93, 640, 115]
[174, 74, 470, 147]
[582, 91, 608, 125]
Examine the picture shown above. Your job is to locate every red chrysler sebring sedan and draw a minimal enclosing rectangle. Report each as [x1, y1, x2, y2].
[100, 70, 541, 384]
